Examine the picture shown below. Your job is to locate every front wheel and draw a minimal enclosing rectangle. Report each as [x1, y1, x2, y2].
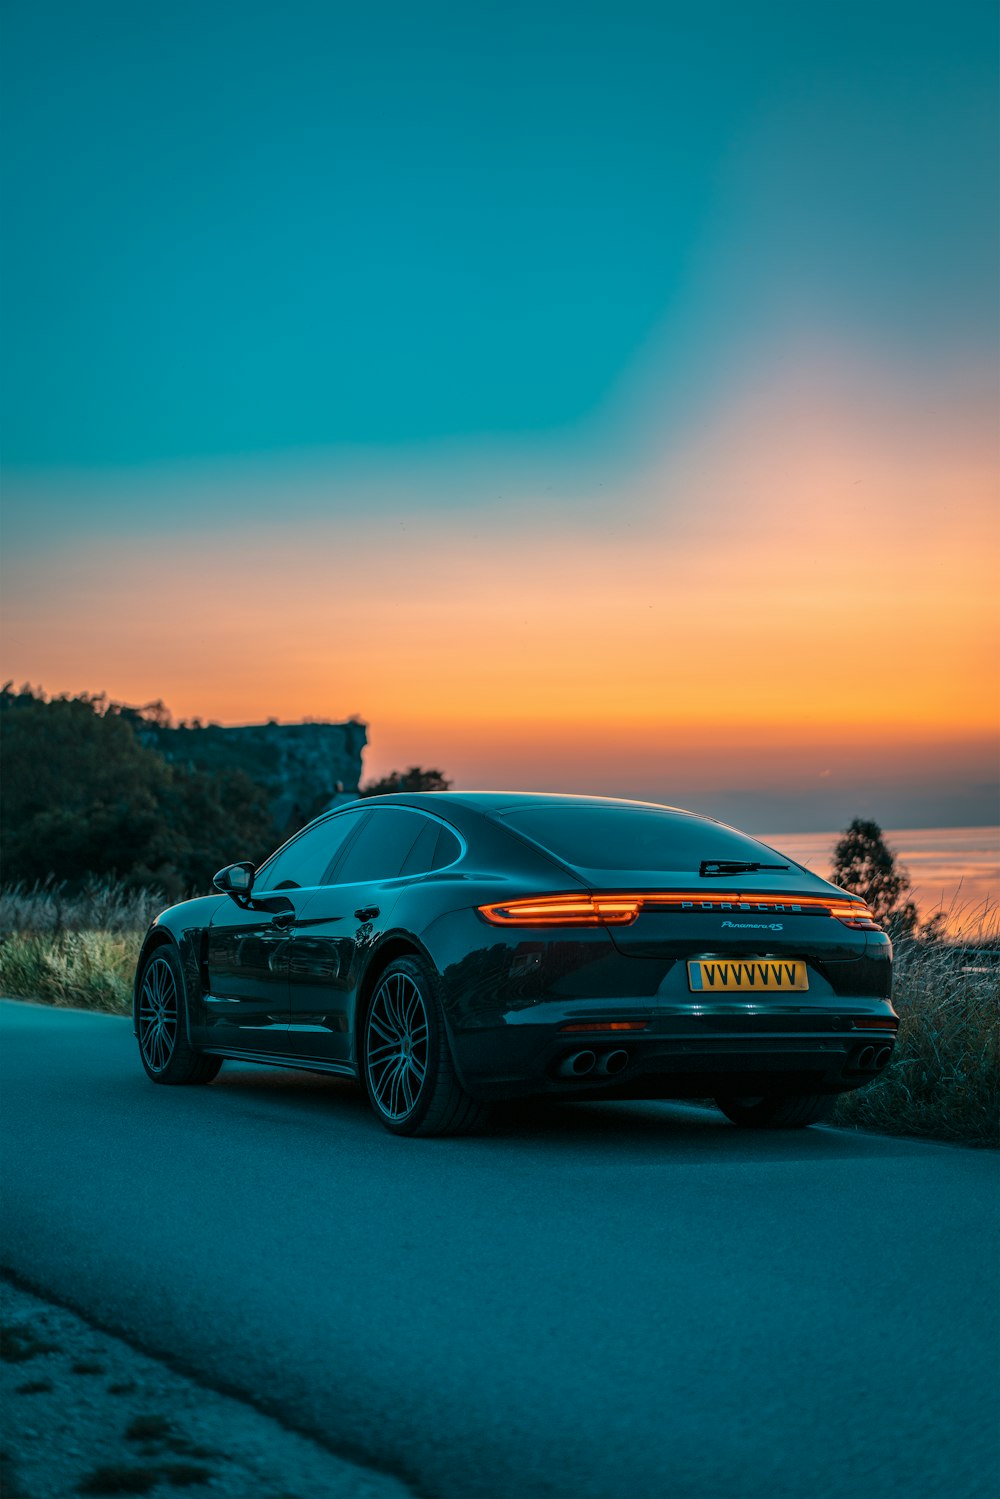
[361, 956, 489, 1137]
[714, 1092, 834, 1129]
[137, 945, 223, 1086]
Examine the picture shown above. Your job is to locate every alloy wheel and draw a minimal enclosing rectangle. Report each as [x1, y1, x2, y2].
[139, 956, 178, 1074]
[366, 972, 429, 1121]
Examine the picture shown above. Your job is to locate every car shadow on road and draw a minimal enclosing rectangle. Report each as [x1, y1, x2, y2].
[479, 1096, 913, 1163]
[207, 1064, 912, 1164]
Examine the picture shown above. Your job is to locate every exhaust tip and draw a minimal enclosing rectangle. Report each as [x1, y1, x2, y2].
[597, 1049, 629, 1076]
[856, 1045, 876, 1071]
[874, 1046, 892, 1069]
[557, 1050, 597, 1079]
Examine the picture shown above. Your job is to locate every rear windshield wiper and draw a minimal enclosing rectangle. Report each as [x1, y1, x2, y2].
[699, 859, 790, 877]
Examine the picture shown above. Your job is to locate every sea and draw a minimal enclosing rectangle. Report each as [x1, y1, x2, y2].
[757, 827, 999, 938]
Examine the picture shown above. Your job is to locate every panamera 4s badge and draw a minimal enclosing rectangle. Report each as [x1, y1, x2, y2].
[720, 920, 784, 931]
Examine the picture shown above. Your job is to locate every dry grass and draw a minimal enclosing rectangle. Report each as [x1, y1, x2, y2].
[0, 930, 138, 1013]
[0, 879, 153, 1013]
[832, 910, 999, 1147]
[0, 878, 163, 937]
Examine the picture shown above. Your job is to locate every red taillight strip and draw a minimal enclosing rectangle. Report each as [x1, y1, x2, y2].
[560, 1021, 649, 1033]
[478, 894, 642, 926]
[478, 892, 879, 929]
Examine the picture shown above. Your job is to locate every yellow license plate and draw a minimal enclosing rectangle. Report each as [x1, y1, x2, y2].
[687, 959, 809, 993]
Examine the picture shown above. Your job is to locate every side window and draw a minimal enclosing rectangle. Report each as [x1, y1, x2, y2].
[257, 810, 368, 891]
[333, 809, 429, 885]
[431, 825, 461, 870]
[397, 816, 462, 877]
[399, 817, 441, 877]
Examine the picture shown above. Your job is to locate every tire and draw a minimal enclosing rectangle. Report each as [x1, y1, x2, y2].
[360, 955, 489, 1137]
[137, 944, 223, 1086]
[714, 1092, 834, 1129]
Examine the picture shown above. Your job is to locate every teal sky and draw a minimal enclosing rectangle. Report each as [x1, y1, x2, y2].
[2, 1, 997, 836]
[2, 1, 996, 474]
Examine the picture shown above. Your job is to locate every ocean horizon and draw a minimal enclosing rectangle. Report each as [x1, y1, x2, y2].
[757, 826, 999, 936]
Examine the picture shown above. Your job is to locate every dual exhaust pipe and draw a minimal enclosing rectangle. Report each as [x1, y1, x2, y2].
[560, 1039, 894, 1082]
[854, 1044, 893, 1073]
[556, 1049, 629, 1080]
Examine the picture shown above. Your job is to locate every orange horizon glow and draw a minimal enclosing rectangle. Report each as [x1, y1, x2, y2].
[3, 349, 998, 796]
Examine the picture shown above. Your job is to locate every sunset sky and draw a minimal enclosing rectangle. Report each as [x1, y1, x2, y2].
[2, 1, 998, 831]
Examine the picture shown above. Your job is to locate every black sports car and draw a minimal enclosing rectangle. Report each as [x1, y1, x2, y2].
[134, 792, 896, 1135]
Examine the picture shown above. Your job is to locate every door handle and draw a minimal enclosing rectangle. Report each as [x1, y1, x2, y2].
[270, 910, 295, 929]
[355, 905, 380, 922]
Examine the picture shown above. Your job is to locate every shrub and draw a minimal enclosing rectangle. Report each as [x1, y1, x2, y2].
[832, 906, 999, 1147]
[0, 685, 276, 899]
[0, 930, 138, 1014]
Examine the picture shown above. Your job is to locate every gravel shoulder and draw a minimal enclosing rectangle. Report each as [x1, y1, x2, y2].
[1, 1277, 414, 1499]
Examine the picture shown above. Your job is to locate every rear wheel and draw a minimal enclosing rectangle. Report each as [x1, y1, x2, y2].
[714, 1092, 834, 1129]
[137, 945, 223, 1086]
[361, 956, 489, 1137]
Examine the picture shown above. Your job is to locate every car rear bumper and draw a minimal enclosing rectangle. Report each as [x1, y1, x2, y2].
[450, 998, 899, 1101]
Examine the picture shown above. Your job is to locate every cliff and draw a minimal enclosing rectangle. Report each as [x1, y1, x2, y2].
[140, 718, 368, 835]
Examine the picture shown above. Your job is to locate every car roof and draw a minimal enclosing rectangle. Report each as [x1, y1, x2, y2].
[353, 790, 695, 815]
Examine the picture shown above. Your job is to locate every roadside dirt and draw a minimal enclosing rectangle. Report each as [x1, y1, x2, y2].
[0, 1278, 413, 1499]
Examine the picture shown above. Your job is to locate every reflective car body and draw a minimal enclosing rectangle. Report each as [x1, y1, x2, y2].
[134, 792, 896, 1127]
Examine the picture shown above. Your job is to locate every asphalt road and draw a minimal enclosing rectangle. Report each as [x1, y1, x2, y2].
[2, 999, 998, 1499]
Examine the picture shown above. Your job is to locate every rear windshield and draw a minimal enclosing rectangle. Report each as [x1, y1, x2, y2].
[496, 805, 794, 873]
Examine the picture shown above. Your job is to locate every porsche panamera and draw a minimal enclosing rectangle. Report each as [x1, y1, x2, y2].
[134, 793, 897, 1135]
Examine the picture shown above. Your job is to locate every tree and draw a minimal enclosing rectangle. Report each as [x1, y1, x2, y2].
[0, 685, 276, 898]
[359, 766, 452, 797]
[830, 818, 918, 937]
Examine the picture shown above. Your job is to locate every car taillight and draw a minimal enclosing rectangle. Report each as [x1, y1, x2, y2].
[478, 892, 881, 929]
[478, 895, 642, 926]
[825, 899, 882, 930]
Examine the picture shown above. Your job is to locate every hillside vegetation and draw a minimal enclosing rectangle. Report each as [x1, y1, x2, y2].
[1, 686, 276, 900]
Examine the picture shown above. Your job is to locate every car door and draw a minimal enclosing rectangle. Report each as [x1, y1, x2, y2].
[286, 807, 441, 1064]
[204, 809, 368, 1054]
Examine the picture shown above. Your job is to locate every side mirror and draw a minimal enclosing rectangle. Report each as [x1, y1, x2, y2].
[213, 861, 256, 904]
